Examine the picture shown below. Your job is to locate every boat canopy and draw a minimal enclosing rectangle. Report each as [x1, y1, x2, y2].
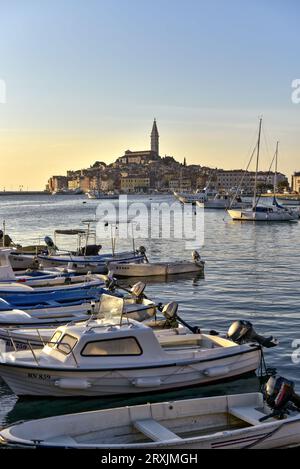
[54, 229, 87, 235]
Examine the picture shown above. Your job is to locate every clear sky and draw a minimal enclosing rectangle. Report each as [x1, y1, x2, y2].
[0, 0, 300, 189]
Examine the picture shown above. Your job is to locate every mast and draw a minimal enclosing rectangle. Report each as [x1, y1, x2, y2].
[273, 141, 279, 198]
[252, 117, 262, 209]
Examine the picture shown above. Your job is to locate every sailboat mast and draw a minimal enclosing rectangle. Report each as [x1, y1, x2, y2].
[273, 141, 279, 197]
[252, 118, 262, 209]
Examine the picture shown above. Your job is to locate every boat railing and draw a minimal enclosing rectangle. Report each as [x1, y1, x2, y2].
[3, 333, 79, 367]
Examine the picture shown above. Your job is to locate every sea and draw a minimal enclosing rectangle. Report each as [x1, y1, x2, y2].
[0, 193, 299, 428]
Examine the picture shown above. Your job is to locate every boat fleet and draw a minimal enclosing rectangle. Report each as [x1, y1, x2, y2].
[0, 226, 299, 449]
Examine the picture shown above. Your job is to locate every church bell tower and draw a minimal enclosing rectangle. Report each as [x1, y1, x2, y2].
[151, 118, 159, 156]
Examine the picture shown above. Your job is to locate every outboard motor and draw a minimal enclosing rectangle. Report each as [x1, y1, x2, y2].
[44, 236, 58, 253]
[227, 320, 277, 348]
[130, 282, 146, 299]
[192, 250, 201, 262]
[259, 375, 300, 421]
[161, 302, 179, 328]
[138, 246, 148, 262]
[104, 272, 117, 291]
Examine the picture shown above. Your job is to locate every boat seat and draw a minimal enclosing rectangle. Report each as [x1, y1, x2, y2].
[45, 435, 77, 446]
[133, 419, 181, 442]
[158, 334, 202, 346]
[229, 406, 270, 426]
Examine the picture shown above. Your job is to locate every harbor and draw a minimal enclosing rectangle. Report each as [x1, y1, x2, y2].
[0, 192, 299, 448]
[1, 0, 300, 453]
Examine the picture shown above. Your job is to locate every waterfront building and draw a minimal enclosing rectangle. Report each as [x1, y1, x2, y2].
[48, 176, 68, 193]
[292, 172, 300, 193]
[120, 176, 150, 193]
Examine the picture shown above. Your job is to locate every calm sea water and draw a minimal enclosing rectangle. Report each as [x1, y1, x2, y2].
[0, 194, 299, 427]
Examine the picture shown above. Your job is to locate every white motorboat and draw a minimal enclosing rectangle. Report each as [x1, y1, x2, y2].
[2, 375, 300, 448]
[0, 313, 263, 397]
[108, 251, 204, 278]
[0, 293, 156, 330]
[228, 123, 298, 222]
[196, 194, 250, 210]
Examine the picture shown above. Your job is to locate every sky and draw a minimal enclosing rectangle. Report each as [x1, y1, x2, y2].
[0, 0, 300, 189]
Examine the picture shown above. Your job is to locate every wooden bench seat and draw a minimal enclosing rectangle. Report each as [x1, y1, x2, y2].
[134, 419, 181, 442]
[229, 406, 270, 426]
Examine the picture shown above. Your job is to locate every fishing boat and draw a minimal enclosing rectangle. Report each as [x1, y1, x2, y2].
[0, 278, 154, 324]
[0, 274, 104, 297]
[228, 121, 298, 222]
[2, 374, 299, 448]
[0, 248, 109, 289]
[0, 293, 156, 345]
[0, 312, 265, 397]
[108, 251, 205, 278]
[37, 228, 144, 273]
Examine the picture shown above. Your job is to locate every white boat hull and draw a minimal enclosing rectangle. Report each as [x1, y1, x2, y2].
[0, 345, 260, 397]
[228, 209, 298, 221]
[2, 392, 300, 449]
[108, 260, 205, 277]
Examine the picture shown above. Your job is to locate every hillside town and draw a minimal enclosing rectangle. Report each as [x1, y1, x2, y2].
[47, 120, 296, 196]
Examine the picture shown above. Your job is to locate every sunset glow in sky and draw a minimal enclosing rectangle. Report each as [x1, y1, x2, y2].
[1, 0, 300, 189]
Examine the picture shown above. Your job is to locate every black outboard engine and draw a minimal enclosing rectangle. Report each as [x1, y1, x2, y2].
[227, 320, 277, 348]
[259, 375, 300, 421]
[138, 246, 149, 263]
[44, 236, 58, 253]
[192, 250, 201, 262]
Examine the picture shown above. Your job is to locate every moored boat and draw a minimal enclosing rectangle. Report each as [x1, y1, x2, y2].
[2, 375, 300, 448]
[108, 251, 204, 278]
[0, 314, 265, 397]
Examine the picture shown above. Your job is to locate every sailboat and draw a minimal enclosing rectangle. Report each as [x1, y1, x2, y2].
[227, 119, 298, 222]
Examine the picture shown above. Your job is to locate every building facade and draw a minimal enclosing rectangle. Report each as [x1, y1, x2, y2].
[292, 172, 300, 193]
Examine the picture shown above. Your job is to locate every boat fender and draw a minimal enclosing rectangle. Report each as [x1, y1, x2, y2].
[132, 377, 162, 388]
[54, 379, 91, 390]
[203, 366, 230, 377]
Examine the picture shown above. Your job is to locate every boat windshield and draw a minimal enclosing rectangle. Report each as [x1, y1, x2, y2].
[96, 294, 124, 319]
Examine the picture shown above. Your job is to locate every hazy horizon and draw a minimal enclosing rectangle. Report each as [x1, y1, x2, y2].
[1, 0, 300, 190]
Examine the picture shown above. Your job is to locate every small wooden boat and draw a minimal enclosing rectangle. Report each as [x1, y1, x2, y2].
[2, 386, 300, 448]
[108, 251, 204, 278]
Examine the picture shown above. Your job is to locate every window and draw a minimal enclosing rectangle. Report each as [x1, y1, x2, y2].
[57, 334, 78, 355]
[48, 330, 62, 348]
[81, 337, 142, 357]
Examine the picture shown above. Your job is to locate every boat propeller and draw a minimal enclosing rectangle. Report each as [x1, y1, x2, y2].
[259, 375, 300, 422]
[227, 320, 278, 348]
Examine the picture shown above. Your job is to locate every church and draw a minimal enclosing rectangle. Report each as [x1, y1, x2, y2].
[117, 119, 161, 165]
